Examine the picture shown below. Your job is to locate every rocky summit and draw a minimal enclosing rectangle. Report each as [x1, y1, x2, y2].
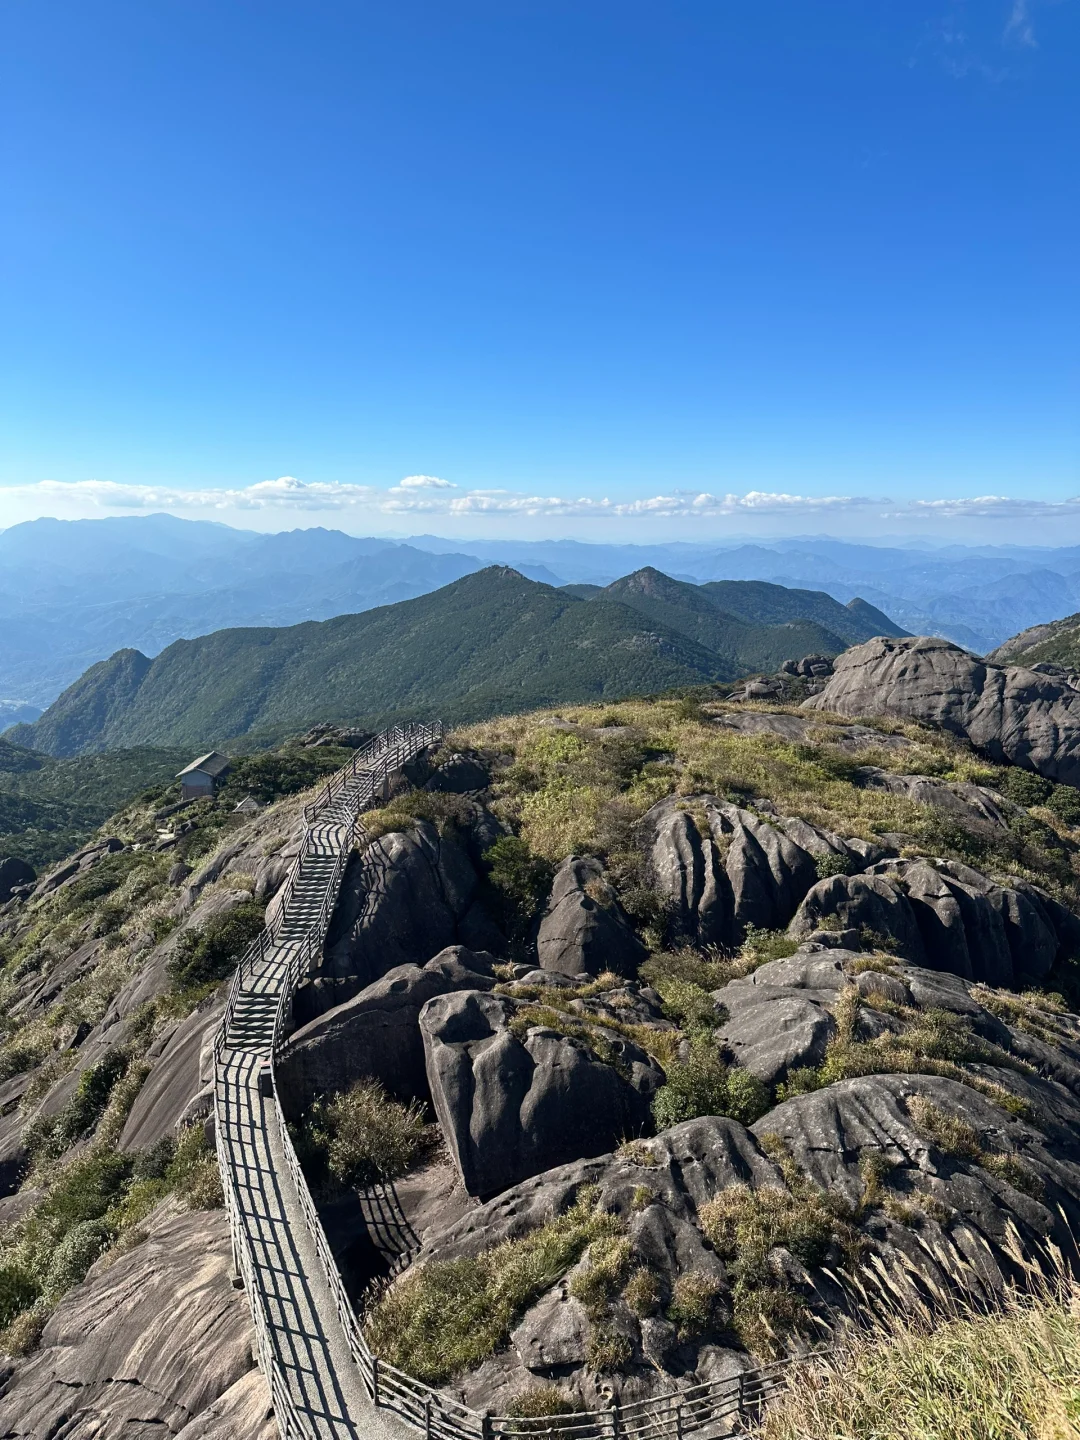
[5, 677, 1080, 1433]
[804, 634, 1080, 786]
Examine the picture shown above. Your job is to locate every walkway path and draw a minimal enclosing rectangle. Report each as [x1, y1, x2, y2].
[214, 732, 432, 1440]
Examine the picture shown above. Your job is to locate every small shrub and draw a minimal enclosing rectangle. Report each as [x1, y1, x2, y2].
[300, 1080, 433, 1191]
[630, 1184, 656, 1210]
[652, 1040, 770, 1129]
[0, 1265, 40, 1328]
[168, 900, 266, 991]
[482, 835, 554, 949]
[815, 851, 852, 880]
[43, 1218, 112, 1300]
[623, 1266, 663, 1317]
[505, 1386, 577, 1420]
[569, 1235, 633, 1317]
[586, 1324, 633, 1373]
[739, 926, 800, 964]
[667, 1271, 723, 1340]
[1001, 769, 1054, 809]
[1047, 784, 1080, 828]
[365, 1189, 624, 1383]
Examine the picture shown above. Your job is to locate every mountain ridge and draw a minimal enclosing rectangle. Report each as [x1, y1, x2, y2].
[8, 565, 906, 757]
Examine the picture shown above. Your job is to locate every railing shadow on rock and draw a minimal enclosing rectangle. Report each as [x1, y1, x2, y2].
[214, 720, 820, 1440]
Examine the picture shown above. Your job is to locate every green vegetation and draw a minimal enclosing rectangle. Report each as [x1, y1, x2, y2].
[652, 1037, 771, 1128]
[666, 1270, 724, 1341]
[699, 1154, 860, 1357]
[455, 697, 1080, 920]
[365, 1187, 624, 1383]
[482, 835, 555, 951]
[0, 1121, 220, 1352]
[0, 742, 190, 867]
[294, 1080, 435, 1193]
[777, 987, 1036, 1118]
[167, 899, 267, 992]
[11, 567, 911, 758]
[908, 1096, 1044, 1200]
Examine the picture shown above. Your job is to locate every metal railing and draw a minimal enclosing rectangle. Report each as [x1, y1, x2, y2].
[215, 718, 813, 1440]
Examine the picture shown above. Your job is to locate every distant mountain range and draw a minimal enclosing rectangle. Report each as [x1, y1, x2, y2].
[7, 515, 1080, 710]
[6, 566, 904, 757]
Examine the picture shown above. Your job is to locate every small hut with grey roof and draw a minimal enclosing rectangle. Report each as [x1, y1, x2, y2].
[176, 751, 231, 802]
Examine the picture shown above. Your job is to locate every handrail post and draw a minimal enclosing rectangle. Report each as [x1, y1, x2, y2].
[371, 1355, 380, 1407]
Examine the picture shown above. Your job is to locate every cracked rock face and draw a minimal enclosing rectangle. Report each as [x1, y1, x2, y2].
[641, 794, 856, 948]
[787, 860, 1065, 988]
[420, 988, 663, 1196]
[0, 1208, 270, 1440]
[277, 945, 497, 1112]
[536, 855, 647, 977]
[303, 818, 505, 1021]
[804, 634, 1080, 786]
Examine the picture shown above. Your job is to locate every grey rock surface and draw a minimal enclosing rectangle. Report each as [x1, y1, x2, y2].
[788, 872, 928, 963]
[278, 945, 496, 1112]
[805, 634, 1080, 786]
[0, 1207, 267, 1440]
[119, 999, 222, 1150]
[420, 988, 663, 1196]
[536, 855, 646, 977]
[0, 856, 35, 903]
[310, 820, 504, 1021]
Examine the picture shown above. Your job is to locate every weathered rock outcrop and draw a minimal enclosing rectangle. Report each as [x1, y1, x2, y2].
[404, 1115, 778, 1411]
[0, 1208, 271, 1440]
[0, 856, 35, 903]
[306, 819, 504, 1021]
[278, 946, 497, 1112]
[536, 856, 646, 976]
[424, 751, 490, 794]
[787, 859, 1065, 987]
[30, 836, 124, 901]
[420, 989, 663, 1196]
[714, 949, 848, 1084]
[642, 795, 867, 948]
[804, 635, 1080, 786]
[120, 999, 222, 1150]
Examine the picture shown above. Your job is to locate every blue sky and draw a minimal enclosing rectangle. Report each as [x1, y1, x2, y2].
[1, 0, 1077, 541]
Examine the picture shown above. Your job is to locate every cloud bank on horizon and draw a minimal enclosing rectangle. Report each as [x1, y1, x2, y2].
[3, 476, 1080, 544]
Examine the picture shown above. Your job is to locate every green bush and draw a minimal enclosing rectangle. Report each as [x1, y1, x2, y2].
[0, 1265, 40, 1327]
[1001, 769, 1054, 808]
[298, 1080, 433, 1191]
[43, 1219, 111, 1299]
[482, 835, 554, 948]
[25, 1048, 131, 1161]
[365, 1188, 623, 1383]
[168, 900, 266, 991]
[652, 1039, 770, 1129]
[1048, 785, 1080, 828]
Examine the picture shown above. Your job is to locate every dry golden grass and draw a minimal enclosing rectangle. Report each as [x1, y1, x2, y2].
[760, 1280, 1080, 1440]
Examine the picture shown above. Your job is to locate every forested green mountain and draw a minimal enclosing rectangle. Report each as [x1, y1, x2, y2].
[0, 739, 190, 865]
[598, 568, 887, 668]
[988, 613, 1080, 669]
[8, 566, 905, 758]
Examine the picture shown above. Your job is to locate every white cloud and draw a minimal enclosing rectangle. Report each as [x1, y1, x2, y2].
[1005, 0, 1037, 46]
[4, 477, 1080, 535]
[393, 474, 457, 490]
